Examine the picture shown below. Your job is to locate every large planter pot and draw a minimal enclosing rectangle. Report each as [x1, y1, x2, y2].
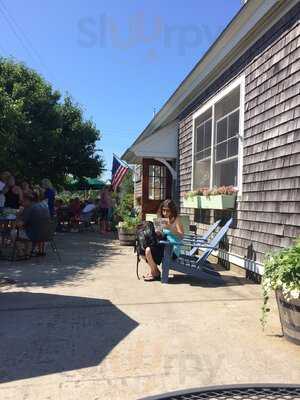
[200, 194, 236, 210]
[276, 290, 300, 345]
[183, 195, 202, 209]
[117, 227, 136, 246]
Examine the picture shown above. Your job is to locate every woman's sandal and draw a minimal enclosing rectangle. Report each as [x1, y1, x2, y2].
[143, 274, 161, 282]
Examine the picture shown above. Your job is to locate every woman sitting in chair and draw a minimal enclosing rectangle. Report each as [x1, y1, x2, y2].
[143, 199, 184, 282]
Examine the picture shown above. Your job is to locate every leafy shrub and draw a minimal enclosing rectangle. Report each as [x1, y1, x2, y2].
[261, 239, 300, 329]
[115, 193, 134, 220]
[118, 215, 140, 232]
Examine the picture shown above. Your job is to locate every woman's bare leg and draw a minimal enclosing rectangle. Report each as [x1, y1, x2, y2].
[145, 247, 160, 277]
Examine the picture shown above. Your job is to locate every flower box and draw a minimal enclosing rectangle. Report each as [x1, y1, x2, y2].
[200, 194, 236, 210]
[182, 195, 202, 209]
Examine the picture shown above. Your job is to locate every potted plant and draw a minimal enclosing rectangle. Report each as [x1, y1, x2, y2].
[182, 188, 205, 208]
[261, 240, 300, 345]
[117, 214, 140, 246]
[200, 186, 237, 209]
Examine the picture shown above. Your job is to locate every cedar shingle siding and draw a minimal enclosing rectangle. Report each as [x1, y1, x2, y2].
[179, 3, 300, 264]
[134, 166, 142, 199]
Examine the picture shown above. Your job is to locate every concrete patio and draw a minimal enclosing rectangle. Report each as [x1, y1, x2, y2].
[0, 232, 299, 400]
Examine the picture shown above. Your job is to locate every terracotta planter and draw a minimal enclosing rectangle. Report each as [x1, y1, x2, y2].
[276, 289, 300, 345]
[183, 195, 202, 209]
[200, 194, 236, 210]
[117, 227, 136, 246]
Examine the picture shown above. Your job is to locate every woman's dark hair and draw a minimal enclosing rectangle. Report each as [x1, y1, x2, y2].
[158, 199, 178, 220]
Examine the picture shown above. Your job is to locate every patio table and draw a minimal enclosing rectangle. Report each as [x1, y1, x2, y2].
[140, 384, 300, 400]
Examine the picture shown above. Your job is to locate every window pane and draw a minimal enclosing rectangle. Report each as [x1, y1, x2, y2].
[214, 158, 238, 187]
[216, 143, 227, 162]
[216, 118, 227, 143]
[149, 186, 154, 200]
[196, 150, 209, 161]
[228, 110, 239, 138]
[195, 108, 212, 126]
[193, 159, 210, 188]
[148, 165, 167, 200]
[196, 125, 205, 152]
[154, 176, 161, 188]
[204, 119, 212, 148]
[228, 137, 239, 158]
[215, 86, 240, 120]
[204, 149, 211, 159]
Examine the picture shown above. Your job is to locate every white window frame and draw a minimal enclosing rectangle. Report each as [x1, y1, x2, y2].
[194, 117, 212, 162]
[191, 74, 245, 194]
[215, 106, 240, 168]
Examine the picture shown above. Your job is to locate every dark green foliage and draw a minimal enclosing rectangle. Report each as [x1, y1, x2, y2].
[120, 170, 134, 195]
[0, 58, 104, 185]
[115, 193, 134, 220]
[115, 170, 135, 220]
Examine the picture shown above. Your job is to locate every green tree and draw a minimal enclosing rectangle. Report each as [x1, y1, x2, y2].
[120, 170, 134, 195]
[0, 58, 104, 185]
[115, 170, 134, 220]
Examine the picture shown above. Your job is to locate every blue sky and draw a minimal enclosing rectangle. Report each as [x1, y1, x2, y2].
[0, 0, 242, 180]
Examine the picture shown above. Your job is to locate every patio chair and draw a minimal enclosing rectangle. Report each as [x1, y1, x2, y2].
[160, 218, 232, 284]
[182, 219, 221, 256]
[78, 210, 95, 232]
[11, 219, 61, 262]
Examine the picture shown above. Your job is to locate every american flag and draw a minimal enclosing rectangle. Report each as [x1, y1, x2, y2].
[111, 155, 129, 191]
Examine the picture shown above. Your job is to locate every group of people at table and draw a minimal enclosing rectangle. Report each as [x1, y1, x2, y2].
[56, 188, 113, 234]
[0, 171, 113, 259]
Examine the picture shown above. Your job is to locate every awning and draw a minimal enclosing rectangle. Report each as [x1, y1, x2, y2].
[67, 177, 106, 190]
[122, 120, 178, 164]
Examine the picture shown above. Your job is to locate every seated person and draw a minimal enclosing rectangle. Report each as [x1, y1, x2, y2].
[55, 199, 66, 231]
[69, 198, 82, 231]
[80, 200, 96, 226]
[81, 200, 96, 214]
[4, 175, 23, 210]
[143, 199, 184, 282]
[12, 193, 50, 257]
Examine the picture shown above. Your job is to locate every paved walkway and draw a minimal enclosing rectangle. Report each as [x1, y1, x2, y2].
[0, 232, 299, 400]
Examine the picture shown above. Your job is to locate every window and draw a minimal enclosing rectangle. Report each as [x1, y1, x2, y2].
[193, 109, 212, 188]
[193, 80, 243, 191]
[149, 165, 167, 200]
[214, 87, 240, 187]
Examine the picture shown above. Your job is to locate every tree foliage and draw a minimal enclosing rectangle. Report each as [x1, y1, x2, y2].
[0, 58, 104, 185]
[120, 170, 134, 195]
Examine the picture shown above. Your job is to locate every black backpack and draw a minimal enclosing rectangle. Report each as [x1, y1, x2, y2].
[135, 221, 158, 279]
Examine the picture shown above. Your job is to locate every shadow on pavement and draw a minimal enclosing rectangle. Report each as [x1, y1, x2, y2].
[168, 272, 255, 287]
[0, 232, 122, 288]
[0, 291, 138, 384]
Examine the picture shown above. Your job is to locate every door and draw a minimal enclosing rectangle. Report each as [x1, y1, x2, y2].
[142, 158, 172, 219]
